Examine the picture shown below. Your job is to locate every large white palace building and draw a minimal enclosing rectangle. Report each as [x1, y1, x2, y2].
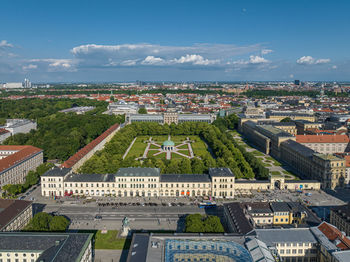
[41, 167, 320, 199]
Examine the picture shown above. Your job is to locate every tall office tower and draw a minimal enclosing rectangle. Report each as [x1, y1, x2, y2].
[294, 79, 300, 86]
[23, 78, 31, 88]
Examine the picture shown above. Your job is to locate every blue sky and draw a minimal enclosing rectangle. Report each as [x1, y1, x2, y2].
[1, 0, 349, 82]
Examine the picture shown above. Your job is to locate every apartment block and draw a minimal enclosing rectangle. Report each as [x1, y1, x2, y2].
[0, 199, 32, 231]
[0, 145, 43, 189]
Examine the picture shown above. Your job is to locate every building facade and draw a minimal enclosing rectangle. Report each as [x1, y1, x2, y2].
[296, 134, 350, 154]
[126, 113, 216, 125]
[0, 199, 32, 232]
[41, 167, 320, 199]
[330, 204, 350, 237]
[241, 117, 347, 190]
[0, 145, 43, 190]
[42, 167, 236, 198]
[0, 232, 93, 262]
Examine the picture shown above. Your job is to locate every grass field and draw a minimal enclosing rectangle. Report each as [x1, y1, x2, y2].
[126, 136, 148, 158]
[78, 230, 130, 250]
[125, 135, 212, 160]
[95, 230, 130, 249]
[190, 136, 209, 156]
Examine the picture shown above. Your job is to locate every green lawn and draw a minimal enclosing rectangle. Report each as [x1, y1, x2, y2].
[270, 171, 281, 176]
[126, 137, 148, 158]
[77, 230, 130, 250]
[149, 144, 160, 149]
[95, 230, 130, 250]
[126, 135, 213, 161]
[251, 150, 265, 156]
[177, 144, 188, 149]
[190, 136, 209, 156]
[152, 135, 169, 144]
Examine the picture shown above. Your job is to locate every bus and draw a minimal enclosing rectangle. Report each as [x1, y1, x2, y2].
[199, 201, 217, 208]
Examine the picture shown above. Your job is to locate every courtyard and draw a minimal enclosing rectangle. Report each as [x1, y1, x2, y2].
[123, 135, 209, 160]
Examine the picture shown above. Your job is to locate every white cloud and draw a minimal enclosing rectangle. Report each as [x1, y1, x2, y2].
[0, 40, 13, 48]
[289, 74, 294, 78]
[231, 55, 269, 65]
[261, 49, 273, 55]
[332, 65, 337, 69]
[249, 55, 269, 64]
[171, 54, 219, 65]
[22, 64, 37, 70]
[315, 58, 330, 64]
[120, 59, 138, 66]
[70, 43, 262, 68]
[141, 56, 164, 65]
[28, 59, 76, 71]
[297, 56, 330, 65]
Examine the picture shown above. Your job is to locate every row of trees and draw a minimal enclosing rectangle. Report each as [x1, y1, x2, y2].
[1, 88, 224, 98]
[4, 113, 124, 161]
[213, 114, 269, 180]
[243, 89, 348, 98]
[0, 98, 109, 124]
[24, 212, 69, 232]
[2, 163, 54, 197]
[79, 122, 255, 179]
[185, 214, 224, 233]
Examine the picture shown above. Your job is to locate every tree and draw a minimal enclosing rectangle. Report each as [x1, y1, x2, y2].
[25, 212, 52, 231]
[180, 158, 192, 174]
[138, 108, 147, 114]
[49, 216, 70, 231]
[185, 214, 224, 233]
[25, 212, 69, 232]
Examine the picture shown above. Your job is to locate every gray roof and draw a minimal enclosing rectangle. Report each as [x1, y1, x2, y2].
[281, 139, 315, 158]
[116, 167, 160, 177]
[42, 167, 71, 177]
[255, 228, 317, 246]
[178, 114, 212, 120]
[224, 202, 254, 234]
[129, 114, 163, 120]
[160, 174, 211, 183]
[209, 167, 234, 177]
[245, 238, 275, 262]
[285, 180, 319, 183]
[127, 234, 149, 262]
[235, 180, 270, 184]
[332, 250, 350, 262]
[65, 173, 115, 182]
[0, 232, 93, 262]
[270, 202, 290, 212]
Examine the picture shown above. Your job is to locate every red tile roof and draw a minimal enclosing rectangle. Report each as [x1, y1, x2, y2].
[318, 222, 350, 250]
[296, 134, 350, 144]
[0, 199, 32, 229]
[0, 145, 43, 174]
[61, 123, 119, 168]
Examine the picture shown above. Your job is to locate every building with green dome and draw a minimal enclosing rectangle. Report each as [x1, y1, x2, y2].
[162, 140, 175, 151]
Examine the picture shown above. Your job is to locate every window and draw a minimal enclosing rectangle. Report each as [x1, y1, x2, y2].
[280, 250, 284, 254]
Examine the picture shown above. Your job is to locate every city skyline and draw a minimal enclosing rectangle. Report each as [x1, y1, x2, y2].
[1, 0, 350, 82]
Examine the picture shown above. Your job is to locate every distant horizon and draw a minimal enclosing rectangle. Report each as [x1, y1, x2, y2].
[1, 0, 350, 82]
[3, 80, 350, 85]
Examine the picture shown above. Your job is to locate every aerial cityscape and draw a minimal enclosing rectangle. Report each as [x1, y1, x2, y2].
[1, 1, 350, 262]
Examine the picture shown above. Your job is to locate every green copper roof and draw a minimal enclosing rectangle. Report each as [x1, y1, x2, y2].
[163, 140, 175, 146]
